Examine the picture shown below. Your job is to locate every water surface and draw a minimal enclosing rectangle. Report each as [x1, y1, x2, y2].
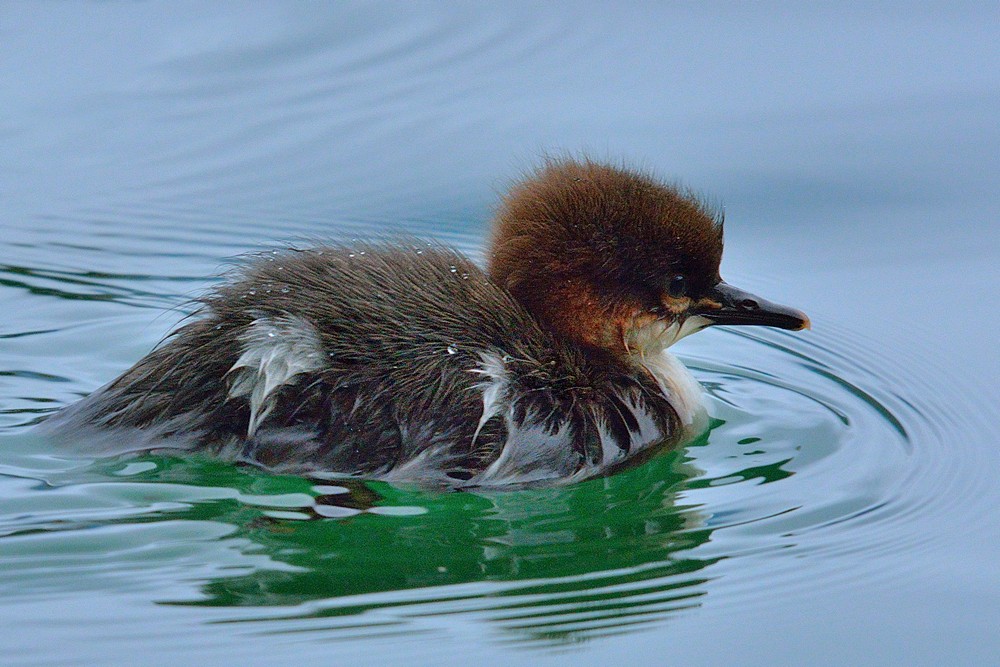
[1, 4, 998, 666]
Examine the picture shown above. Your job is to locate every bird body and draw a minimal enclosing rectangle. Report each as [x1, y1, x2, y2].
[49, 160, 808, 487]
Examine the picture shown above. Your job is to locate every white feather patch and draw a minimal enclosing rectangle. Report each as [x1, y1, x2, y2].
[469, 351, 509, 445]
[475, 417, 577, 486]
[227, 315, 325, 436]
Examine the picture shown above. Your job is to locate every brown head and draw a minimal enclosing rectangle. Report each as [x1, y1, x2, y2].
[488, 159, 809, 358]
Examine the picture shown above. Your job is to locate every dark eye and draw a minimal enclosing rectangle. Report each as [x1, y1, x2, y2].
[667, 274, 688, 298]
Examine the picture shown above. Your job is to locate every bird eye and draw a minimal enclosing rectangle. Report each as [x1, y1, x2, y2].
[667, 275, 688, 298]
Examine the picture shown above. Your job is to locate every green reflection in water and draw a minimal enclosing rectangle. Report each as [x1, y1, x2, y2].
[89, 434, 722, 644]
[3, 415, 802, 647]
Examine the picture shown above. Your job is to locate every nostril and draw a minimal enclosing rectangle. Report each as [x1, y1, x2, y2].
[739, 299, 759, 311]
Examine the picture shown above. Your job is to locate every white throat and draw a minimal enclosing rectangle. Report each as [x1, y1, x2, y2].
[625, 315, 712, 357]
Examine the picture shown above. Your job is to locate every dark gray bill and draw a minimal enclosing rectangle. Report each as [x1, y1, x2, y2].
[697, 282, 810, 330]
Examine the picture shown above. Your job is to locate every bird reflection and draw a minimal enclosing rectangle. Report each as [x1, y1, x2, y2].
[167, 438, 721, 646]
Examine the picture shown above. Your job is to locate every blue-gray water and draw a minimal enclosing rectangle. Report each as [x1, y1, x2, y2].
[2, 4, 998, 666]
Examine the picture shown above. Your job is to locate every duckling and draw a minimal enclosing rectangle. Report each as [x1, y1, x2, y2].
[49, 159, 808, 486]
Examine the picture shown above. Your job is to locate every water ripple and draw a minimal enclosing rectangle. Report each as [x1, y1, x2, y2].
[1, 225, 990, 647]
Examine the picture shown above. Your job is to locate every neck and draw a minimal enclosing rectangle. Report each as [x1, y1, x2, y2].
[633, 345, 707, 428]
[515, 281, 631, 353]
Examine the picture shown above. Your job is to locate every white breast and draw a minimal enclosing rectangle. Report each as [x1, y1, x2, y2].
[638, 349, 706, 428]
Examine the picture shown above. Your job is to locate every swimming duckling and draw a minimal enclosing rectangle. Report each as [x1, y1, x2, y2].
[50, 159, 808, 486]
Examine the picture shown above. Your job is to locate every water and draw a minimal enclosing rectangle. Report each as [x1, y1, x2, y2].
[2, 3, 998, 665]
